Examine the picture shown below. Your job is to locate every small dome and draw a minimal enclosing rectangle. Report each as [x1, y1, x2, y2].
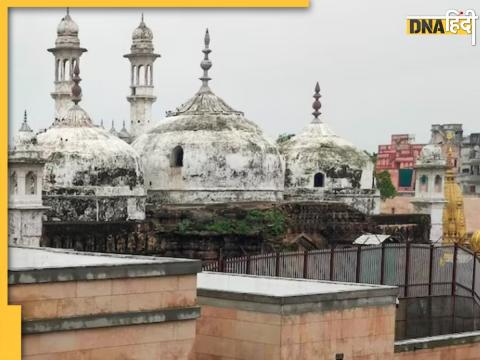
[55, 10, 80, 47]
[132, 20, 153, 41]
[129, 16, 154, 54]
[417, 144, 445, 166]
[280, 83, 374, 193]
[57, 13, 79, 36]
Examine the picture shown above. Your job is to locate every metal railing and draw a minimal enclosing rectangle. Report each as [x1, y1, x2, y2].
[203, 243, 480, 301]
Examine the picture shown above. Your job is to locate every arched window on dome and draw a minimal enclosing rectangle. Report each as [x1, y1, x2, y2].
[313, 172, 325, 188]
[420, 175, 429, 193]
[25, 171, 37, 195]
[170, 146, 184, 168]
[9, 171, 17, 195]
[434, 175, 443, 193]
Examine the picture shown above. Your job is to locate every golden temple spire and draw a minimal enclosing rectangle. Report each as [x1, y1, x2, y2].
[442, 132, 467, 245]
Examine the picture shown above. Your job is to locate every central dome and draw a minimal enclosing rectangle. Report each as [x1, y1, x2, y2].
[132, 30, 284, 204]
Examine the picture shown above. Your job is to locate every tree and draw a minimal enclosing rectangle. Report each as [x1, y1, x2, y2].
[376, 170, 397, 200]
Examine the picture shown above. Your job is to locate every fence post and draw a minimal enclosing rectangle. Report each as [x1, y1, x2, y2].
[219, 252, 225, 272]
[452, 244, 458, 297]
[303, 250, 309, 279]
[329, 246, 335, 281]
[355, 246, 361, 283]
[275, 252, 280, 277]
[472, 252, 477, 297]
[246, 255, 251, 275]
[428, 244, 434, 296]
[404, 242, 411, 298]
[380, 243, 386, 285]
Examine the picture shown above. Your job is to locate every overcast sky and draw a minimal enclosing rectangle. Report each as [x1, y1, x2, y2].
[9, 1, 480, 152]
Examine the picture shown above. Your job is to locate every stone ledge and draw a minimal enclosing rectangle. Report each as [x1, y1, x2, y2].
[198, 293, 397, 315]
[9, 247, 201, 284]
[23, 306, 201, 335]
[9, 261, 201, 284]
[394, 331, 480, 353]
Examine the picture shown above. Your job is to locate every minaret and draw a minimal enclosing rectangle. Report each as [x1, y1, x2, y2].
[47, 8, 87, 121]
[124, 14, 160, 138]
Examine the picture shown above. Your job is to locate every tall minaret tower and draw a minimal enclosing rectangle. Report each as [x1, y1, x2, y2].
[124, 15, 160, 138]
[47, 9, 87, 121]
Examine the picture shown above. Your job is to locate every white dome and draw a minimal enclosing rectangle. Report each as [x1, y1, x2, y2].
[55, 12, 80, 47]
[281, 120, 374, 190]
[37, 102, 145, 221]
[132, 87, 284, 204]
[416, 144, 446, 167]
[57, 13, 79, 36]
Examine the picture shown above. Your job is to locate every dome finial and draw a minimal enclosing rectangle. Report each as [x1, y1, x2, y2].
[312, 81, 322, 122]
[199, 28, 212, 91]
[141, 13, 144, 23]
[71, 62, 82, 105]
[66, 7, 70, 16]
[19, 109, 32, 132]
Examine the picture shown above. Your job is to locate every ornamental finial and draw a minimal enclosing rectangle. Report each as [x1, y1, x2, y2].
[24, 110, 27, 123]
[66, 7, 70, 16]
[312, 82, 321, 121]
[199, 28, 212, 90]
[71, 62, 82, 105]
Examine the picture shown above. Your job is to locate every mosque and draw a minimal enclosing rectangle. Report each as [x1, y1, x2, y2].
[9, 10, 382, 248]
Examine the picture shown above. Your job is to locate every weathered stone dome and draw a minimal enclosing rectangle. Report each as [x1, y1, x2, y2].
[280, 83, 375, 201]
[37, 64, 145, 222]
[55, 10, 80, 47]
[130, 15, 154, 53]
[132, 30, 283, 204]
[417, 144, 445, 166]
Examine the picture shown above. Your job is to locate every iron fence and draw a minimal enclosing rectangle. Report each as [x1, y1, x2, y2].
[203, 243, 480, 302]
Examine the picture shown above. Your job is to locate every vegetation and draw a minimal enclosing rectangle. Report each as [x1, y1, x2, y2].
[376, 170, 397, 200]
[176, 209, 287, 239]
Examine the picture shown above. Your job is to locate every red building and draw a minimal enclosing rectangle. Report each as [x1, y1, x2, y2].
[376, 134, 424, 193]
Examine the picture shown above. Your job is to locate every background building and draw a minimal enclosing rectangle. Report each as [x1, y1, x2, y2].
[376, 134, 424, 193]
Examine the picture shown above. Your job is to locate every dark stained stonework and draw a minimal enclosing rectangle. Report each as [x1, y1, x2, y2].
[42, 201, 431, 260]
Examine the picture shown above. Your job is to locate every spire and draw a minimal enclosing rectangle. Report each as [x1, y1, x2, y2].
[312, 82, 322, 123]
[111, 120, 115, 131]
[71, 62, 82, 105]
[121, 120, 127, 131]
[100, 119, 104, 128]
[199, 28, 212, 91]
[66, 7, 70, 16]
[141, 13, 144, 23]
[19, 110, 32, 132]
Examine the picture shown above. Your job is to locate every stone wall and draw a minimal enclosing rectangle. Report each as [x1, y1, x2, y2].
[394, 332, 480, 360]
[43, 201, 432, 260]
[9, 248, 200, 360]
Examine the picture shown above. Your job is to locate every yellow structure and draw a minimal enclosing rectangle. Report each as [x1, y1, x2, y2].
[442, 133, 467, 245]
[471, 230, 480, 253]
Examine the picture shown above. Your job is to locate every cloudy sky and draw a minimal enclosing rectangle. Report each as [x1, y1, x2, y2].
[9, 1, 480, 152]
